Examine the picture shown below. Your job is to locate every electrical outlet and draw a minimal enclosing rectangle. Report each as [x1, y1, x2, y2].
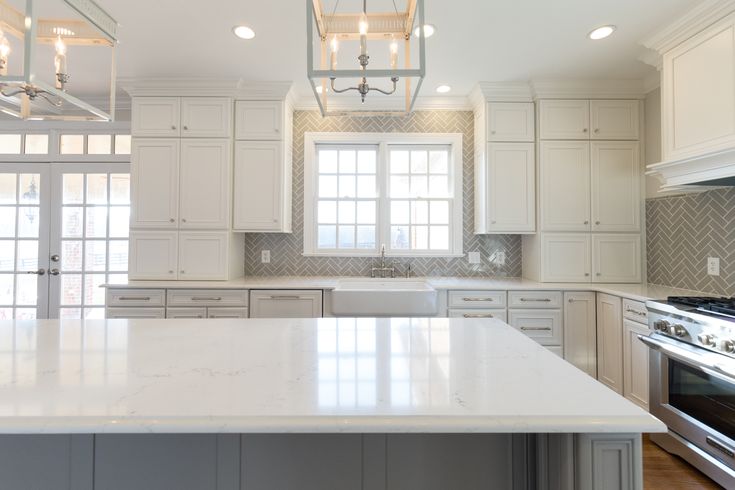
[707, 257, 720, 276]
[496, 251, 506, 266]
[468, 251, 481, 264]
[261, 250, 271, 264]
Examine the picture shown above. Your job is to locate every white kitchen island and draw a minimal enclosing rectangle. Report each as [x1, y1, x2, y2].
[0, 317, 664, 490]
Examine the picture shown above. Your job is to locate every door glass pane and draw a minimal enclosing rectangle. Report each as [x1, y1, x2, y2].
[60, 135, 84, 154]
[63, 174, 84, 204]
[16, 240, 38, 271]
[0, 241, 14, 271]
[0, 174, 16, 203]
[86, 174, 108, 204]
[85, 207, 107, 238]
[87, 135, 112, 155]
[61, 241, 82, 271]
[62, 207, 83, 237]
[25, 135, 48, 154]
[0, 208, 15, 237]
[17, 207, 39, 238]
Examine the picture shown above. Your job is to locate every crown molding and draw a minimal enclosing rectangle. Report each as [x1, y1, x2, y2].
[470, 82, 534, 103]
[641, 0, 735, 53]
[293, 94, 473, 112]
[530, 79, 648, 100]
[119, 78, 294, 100]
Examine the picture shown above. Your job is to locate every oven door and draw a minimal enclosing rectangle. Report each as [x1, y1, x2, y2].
[641, 334, 735, 470]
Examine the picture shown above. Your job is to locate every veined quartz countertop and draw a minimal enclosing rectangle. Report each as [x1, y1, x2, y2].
[102, 276, 709, 303]
[0, 317, 665, 434]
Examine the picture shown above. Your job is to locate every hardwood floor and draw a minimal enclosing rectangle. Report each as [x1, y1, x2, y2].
[643, 435, 723, 489]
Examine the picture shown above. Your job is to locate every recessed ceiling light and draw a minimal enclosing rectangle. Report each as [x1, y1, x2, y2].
[588, 25, 616, 40]
[233, 25, 256, 40]
[413, 24, 436, 38]
[436, 85, 451, 94]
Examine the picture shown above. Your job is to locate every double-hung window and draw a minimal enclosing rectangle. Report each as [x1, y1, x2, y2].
[304, 133, 463, 257]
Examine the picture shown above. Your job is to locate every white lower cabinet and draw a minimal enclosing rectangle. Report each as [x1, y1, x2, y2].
[448, 309, 507, 322]
[106, 307, 165, 319]
[207, 307, 249, 319]
[596, 293, 623, 394]
[563, 292, 597, 377]
[623, 319, 650, 410]
[130, 231, 235, 280]
[249, 290, 323, 318]
[165, 307, 249, 319]
[507, 309, 563, 347]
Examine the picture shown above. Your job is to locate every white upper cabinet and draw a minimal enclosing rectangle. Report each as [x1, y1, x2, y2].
[592, 234, 641, 283]
[233, 141, 290, 232]
[180, 98, 232, 138]
[235, 101, 284, 140]
[178, 232, 230, 280]
[132, 97, 232, 138]
[541, 234, 591, 282]
[482, 143, 535, 233]
[590, 100, 640, 140]
[128, 231, 178, 280]
[591, 142, 641, 232]
[663, 12, 735, 161]
[487, 102, 535, 142]
[539, 100, 590, 140]
[132, 98, 181, 137]
[540, 141, 591, 231]
[179, 139, 231, 229]
[130, 139, 179, 228]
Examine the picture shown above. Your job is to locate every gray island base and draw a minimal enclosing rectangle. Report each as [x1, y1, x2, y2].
[0, 318, 663, 489]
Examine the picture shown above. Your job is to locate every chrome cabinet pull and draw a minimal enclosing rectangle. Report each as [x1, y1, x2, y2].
[119, 296, 151, 301]
[463, 313, 494, 318]
[520, 326, 552, 331]
[269, 295, 301, 300]
[625, 307, 647, 317]
[191, 297, 222, 301]
[520, 298, 551, 302]
[26, 268, 45, 275]
[462, 297, 494, 302]
[209, 315, 241, 319]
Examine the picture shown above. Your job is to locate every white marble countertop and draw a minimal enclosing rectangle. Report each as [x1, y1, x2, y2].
[103, 276, 709, 303]
[0, 317, 665, 434]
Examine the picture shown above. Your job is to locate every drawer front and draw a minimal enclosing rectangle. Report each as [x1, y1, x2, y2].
[448, 309, 507, 323]
[105, 307, 165, 319]
[448, 291, 507, 309]
[507, 309, 563, 346]
[167, 289, 249, 307]
[622, 298, 648, 324]
[508, 291, 563, 308]
[208, 307, 249, 319]
[250, 290, 323, 318]
[106, 289, 166, 307]
[166, 307, 207, 319]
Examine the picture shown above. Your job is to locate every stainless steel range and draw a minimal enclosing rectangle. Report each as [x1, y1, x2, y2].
[643, 296, 735, 488]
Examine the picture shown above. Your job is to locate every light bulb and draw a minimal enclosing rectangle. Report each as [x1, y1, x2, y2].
[330, 35, 338, 53]
[54, 35, 66, 56]
[54, 35, 68, 89]
[359, 12, 369, 35]
[389, 38, 398, 69]
[0, 30, 9, 77]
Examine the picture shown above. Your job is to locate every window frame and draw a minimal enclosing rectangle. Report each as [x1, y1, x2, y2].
[303, 132, 463, 257]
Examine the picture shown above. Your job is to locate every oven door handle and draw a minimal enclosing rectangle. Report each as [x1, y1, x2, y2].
[638, 335, 735, 382]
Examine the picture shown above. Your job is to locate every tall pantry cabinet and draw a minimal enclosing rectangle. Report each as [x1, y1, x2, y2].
[129, 96, 243, 280]
[523, 99, 643, 283]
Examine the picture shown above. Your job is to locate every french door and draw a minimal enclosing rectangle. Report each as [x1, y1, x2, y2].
[0, 163, 130, 320]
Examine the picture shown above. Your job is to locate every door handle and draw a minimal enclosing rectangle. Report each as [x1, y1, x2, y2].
[49, 268, 60, 276]
[26, 268, 45, 275]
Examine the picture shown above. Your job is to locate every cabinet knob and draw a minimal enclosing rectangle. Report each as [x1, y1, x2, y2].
[595, 221, 600, 225]
[585, 273, 590, 276]
[169, 218, 175, 223]
[583, 128, 588, 133]
[594, 128, 600, 133]
[596, 273, 601, 276]
[180, 270, 185, 274]
[182, 218, 187, 223]
[584, 220, 589, 225]
[183, 125, 188, 130]
[171, 125, 176, 130]
[274, 128, 280, 133]
[491, 130, 496, 135]
[169, 270, 174, 274]
[491, 220, 496, 224]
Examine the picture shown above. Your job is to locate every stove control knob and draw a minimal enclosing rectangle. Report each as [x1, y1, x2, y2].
[669, 324, 688, 338]
[653, 320, 670, 332]
[697, 333, 717, 347]
[721, 340, 735, 354]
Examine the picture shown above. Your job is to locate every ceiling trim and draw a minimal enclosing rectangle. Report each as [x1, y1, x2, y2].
[641, 0, 735, 53]
[119, 78, 295, 99]
[292, 94, 473, 112]
[469, 82, 535, 104]
[530, 79, 648, 100]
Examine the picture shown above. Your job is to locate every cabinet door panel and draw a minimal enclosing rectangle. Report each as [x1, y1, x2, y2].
[597, 293, 623, 394]
[233, 141, 284, 231]
[563, 292, 597, 377]
[590, 100, 640, 140]
[128, 231, 178, 280]
[249, 290, 323, 318]
[178, 232, 229, 280]
[180, 97, 232, 137]
[591, 142, 640, 232]
[235, 101, 283, 140]
[179, 139, 231, 229]
[486, 143, 535, 232]
[541, 234, 590, 283]
[540, 141, 590, 231]
[539, 100, 590, 140]
[592, 234, 641, 283]
[131, 97, 180, 137]
[130, 139, 179, 228]
[487, 102, 535, 142]
[623, 319, 650, 410]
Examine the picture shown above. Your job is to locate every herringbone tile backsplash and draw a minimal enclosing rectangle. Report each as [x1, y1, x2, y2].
[647, 187, 735, 296]
[243, 110, 522, 277]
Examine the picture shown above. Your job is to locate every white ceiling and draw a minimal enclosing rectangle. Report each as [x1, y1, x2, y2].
[87, 0, 699, 101]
